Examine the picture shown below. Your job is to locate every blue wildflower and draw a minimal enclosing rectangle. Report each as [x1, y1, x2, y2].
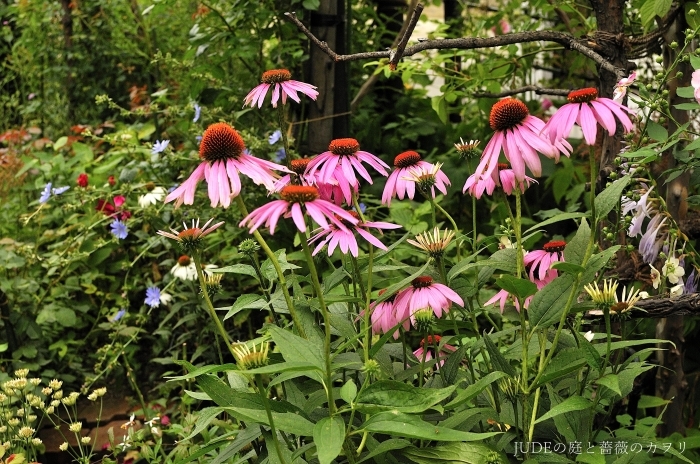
[145, 287, 161, 308]
[110, 220, 129, 240]
[193, 103, 201, 123]
[196, 135, 202, 145]
[52, 186, 70, 195]
[684, 269, 698, 295]
[274, 148, 286, 162]
[152, 140, 170, 154]
[268, 130, 282, 145]
[39, 183, 52, 203]
[111, 309, 126, 322]
[358, 202, 367, 213]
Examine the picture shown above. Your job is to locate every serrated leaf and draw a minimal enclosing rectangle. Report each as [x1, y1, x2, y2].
[214, 264, 258, 279]
[528, 274, 576, 330]
[267, 326, 325, 375]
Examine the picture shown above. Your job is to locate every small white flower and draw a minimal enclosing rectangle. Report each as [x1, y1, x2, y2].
[613, 71, 636, 103]
[138, 186, 167, 208]
[171, 255, 198, 281]
[59, 442, 69, 451]
[662, 255, 685, 285]
[584, 330, 595, 342]
[650, 264, 661, 289]
[160, 292, 173, 305]
[121, 414, 135, 430]
[670, 283, 684, 297]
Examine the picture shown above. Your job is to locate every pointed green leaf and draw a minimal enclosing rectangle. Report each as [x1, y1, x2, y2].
[595, 176, 630, 221]
[535, 396, 591, 424]
[313, 417, 345, 464]
[356, 380, 455, 414]
[362, 411, 500, 442]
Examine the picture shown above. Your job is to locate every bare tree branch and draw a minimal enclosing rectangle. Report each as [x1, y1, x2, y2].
[586, 294, 700, 319]
[474, 86, 572, 98]
[284, 12, 625, 79]
[389, 3, 424, 71]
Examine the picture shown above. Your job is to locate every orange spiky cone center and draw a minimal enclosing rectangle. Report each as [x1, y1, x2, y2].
[543, 240, 567, 252]
[394, 151, 422, 168]
[290, 158, 311, 175]
[280, 185, 319, 203]
[329, 138, 360, 156]
[177, 255, 192, 266]
[567, 88, 598, 103]
[497, 163, 510, 170]
[261, 69, 292, 84]
[489, 98, 529, 131]
[199, 122, 246, 162]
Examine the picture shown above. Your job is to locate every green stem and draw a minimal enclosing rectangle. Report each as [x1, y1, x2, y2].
[363, 245, 374, 363]
[248, 253, 279, 325]
[601, 307, 612, 376]
[255, 374, 289, 464]
[235, 195, 306, 338]
[276, 104, 293, 170]
[300, 237, 336, 414]
[193, 254, 237, 359]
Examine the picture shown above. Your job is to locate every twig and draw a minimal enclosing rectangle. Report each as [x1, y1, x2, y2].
[389, 3, 424, 71]
[474, 86, 572, 98]
[283, 15, 625, 80]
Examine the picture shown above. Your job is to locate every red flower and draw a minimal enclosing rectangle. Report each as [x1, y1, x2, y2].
[77, 173, 88, 187]
[97, 196, 130, 221]
[108, 175, 116, 186]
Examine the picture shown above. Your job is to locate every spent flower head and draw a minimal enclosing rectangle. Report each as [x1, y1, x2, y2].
[232, 341, 270, 370]
[454, 138, 481, 159]
[584, 279, 618, 308]
[157, 218, 224, 253]
[406, 227, 455, 259]
[200, 273, 223, 299]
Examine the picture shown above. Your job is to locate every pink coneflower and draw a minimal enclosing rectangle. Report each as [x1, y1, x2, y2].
[273, 158, 315, 192]
[239, 185, 359, 234]
[402, 162, 450, 199]
[472, 98, 567, 184]
[305, 138, 389, 205]
[243, 69, 319, 108]
[524, 240, 566, 281]
[413, 335, 457, 367]
[393, 276, 464, 327]
[369, 290, 403, 339]
[308, 211, 401, 257]
[463, 163, 535, 198]
[382, 151, 448, 205]
[544, 88, 634, 146]
[164, 123, 289, 208]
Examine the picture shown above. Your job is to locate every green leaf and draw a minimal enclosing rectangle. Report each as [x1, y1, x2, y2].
[677, 85, 696, 99]
[445, 371, 508, 409]
[483, 334, 516, 377]
[564, 218, 590, 265]
[524, 212, 586, 235]
[595, 176, 630, 221]
[340, 379, 358, 403]
[356, 380, 455, 414]
[166, 362, 237, 381]
[431, 96, 448, 124]
[528, 274, 576, 330]
[647, 121, 668, 142]
[267, 326, 325, 376]
[639, 0, 658, 29]
[224, 294, 266, 320]
[532, 348, 587, 389]
[237, 361, 321, 376]
[313, 417, 345, 464]
[361, 411, 500, 442]
[495, 275, 537, 300]
[550, 262, 585, 274]
[260, 250, 300, 282]
[357, 439, 412, 464]
[637, 395, 671, 408]
[53, 136, 68, 150]
[535, 396, 591, 424]
[214, 264, 258, 279]
[446, 259, 490, 282]
[403, 442, 508, 464]
[440, 344, 468, 386]
[94, 155, 124, 174]
[674, 102, 700, 110]
[654, 0, 672, 17]
[485, 248, 518, 274]
[597, 374, 622, 396]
